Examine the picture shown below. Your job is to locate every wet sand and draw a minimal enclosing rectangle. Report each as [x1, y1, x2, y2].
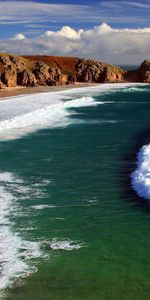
[0, 83, 97, 100]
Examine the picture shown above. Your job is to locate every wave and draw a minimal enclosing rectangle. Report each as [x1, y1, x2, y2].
[122, 87, 150, 93]
[0, 83, 146, 141]
[46, 238, 86, 251]
[0, 83, 148, 292]
[64, 96, 103, 108]
[0, 96, 100, 140]
[0, 172, 46, 293]
[131, 144, 150, 200]
[0, 171, 85, 293]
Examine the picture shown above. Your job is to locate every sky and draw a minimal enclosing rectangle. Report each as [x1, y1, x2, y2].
[0, 0, 150, 65]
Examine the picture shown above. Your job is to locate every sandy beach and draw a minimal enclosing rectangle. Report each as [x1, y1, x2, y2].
[0, 83, 97, 100]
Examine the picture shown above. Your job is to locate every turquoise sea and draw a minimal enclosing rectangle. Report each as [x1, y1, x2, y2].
[0, 83, 150, 300]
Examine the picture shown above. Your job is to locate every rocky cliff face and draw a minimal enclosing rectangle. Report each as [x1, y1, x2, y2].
[76, 59, 124, 83]
[0, 53, 149, 89]
[138, 60, 150, 82]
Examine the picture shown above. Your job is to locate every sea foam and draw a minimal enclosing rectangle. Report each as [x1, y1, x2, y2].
[0, 171, 85, 293]
[0, 83, 148, 292]
[0, 96, 98, 140]
[47, 238, 86, 251]
[0, 83, 146, 141]
[131, 144, 150, 200]
[0, 172, 46, 293]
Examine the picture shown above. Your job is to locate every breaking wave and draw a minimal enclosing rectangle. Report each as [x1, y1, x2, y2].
[0, 95, 101, 140]
[131, 144, 150, 200]
[122, 86, 149, 93]
[0, 171, 85, 295]
[0, 172, 47, 294]
[0, 83, 145, 141]
[0, 83, 147, 294]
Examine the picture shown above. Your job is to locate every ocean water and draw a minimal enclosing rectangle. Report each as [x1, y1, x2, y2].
[0, 83, 150, 300]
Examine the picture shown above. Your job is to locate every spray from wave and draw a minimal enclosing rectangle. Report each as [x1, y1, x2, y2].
[131, 144, 150, 200]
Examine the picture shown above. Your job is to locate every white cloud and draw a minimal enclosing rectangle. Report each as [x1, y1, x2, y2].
[0, 23, 150, 65]
[0, 1, 94, 23]
[44, 26, 81, 39]
[12, 33, 26, 40]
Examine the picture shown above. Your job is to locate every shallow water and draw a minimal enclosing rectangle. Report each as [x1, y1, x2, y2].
[0, 83, 150, 300]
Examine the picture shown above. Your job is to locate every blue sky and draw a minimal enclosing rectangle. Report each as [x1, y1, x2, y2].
[0, 0, 150, 64]
[0, 0, 150, 38]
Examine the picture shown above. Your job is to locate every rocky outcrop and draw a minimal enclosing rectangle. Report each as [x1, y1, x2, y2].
[1, 67, 17, 87]
[33, 61, 52, 85]
[17, 70, 37, 87]
[76, 59, 124, 83]
[101, 68, 124, 83]
[0, 54, 25, 87]
[33, 62, 64, 86]
[0, 53, 150, 89]
[124, 60, 150, 83]
[138, 60, 150, 83]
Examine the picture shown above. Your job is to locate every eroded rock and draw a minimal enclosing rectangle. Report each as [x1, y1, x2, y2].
[1, 67, 17, 87]
[17, 70, 37, 87]
[138, 60, 150, 83]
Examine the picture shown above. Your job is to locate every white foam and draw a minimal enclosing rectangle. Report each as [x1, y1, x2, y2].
[33, 179, 51, 187]
[64, 96, 103, 108]
[47, 238, 86, 251]
[0, 102, 72, 140]
[0, 83, 147, 141]
[0, 83, 148, 290]
[123, 87, 149, 93]
[131, 144, 150, 199]
[0, 172, 46, 292]
[31, 204, 56, 210]
[0, 172, 23, 184]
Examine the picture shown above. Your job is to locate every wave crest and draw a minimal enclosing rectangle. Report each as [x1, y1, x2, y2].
[131, 144, 150, 200]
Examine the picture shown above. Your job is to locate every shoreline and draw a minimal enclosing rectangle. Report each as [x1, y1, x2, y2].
[0, 83, 98, 100]
[0, 82, 147, 101]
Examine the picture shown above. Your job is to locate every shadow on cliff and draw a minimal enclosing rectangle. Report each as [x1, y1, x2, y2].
[119, 126, 150, 212]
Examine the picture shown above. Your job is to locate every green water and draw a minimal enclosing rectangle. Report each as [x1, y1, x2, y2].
[1, 85, 150, 300]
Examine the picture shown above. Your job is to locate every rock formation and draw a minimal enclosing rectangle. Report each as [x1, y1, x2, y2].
[0, 53, 149, 89]
[76, 59, 124, 83]
[17, 70, 37, 87]
[138, 60, 150, 82]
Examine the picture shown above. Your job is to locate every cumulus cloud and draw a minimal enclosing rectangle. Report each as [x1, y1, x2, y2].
[44, 26, 81, 40]
[0, 23, 150, 65]
[12, 33, 26, 40]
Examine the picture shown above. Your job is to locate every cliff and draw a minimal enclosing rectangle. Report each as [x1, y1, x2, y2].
[0, 53, 149, 89]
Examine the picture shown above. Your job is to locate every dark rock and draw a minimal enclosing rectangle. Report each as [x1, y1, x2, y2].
[138, 60, 150, 83]
[1, 68, 17, 87]
[17, 70, 37, 87]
